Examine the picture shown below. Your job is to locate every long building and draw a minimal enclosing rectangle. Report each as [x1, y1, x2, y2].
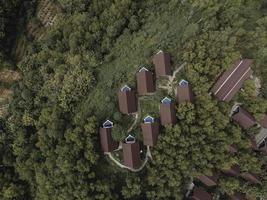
[211, 59, 253, 102]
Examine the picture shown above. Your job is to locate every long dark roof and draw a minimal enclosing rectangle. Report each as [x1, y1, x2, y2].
[197, 174, 218, 187]
[160, 100, 177, 126]
[176, 80, 194, 103]
[211, 59, 253, 102]
[99, 127, 118, 152]
[141, 120, 159, 147]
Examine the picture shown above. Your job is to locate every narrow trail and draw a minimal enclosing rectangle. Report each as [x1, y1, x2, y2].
[105, 146, 152, 172]
[158, 62, 186, 94]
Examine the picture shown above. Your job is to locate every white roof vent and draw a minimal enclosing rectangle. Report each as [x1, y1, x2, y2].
[161, 97, 172, 104]
[103, 120, 113, 128]
[144, 115, 154, 123]
[125, 135, 136, 144]
[121, 85, 131, 92]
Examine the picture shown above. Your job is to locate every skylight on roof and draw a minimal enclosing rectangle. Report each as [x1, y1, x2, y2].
[121, 85, 131, 92]
[157, 50, 163, 54]
[103, 120, 113, 128]
[144, 115, 154, 123]
[179, 79, 189, 86]
[125, 135, 135, 144]
[161, 97, 171, 104]
[139, 67, 149, 72]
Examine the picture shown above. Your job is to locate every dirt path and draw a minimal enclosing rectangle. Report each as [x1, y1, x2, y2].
[158, 62, 186, 94]
[105, 146, 152, 172]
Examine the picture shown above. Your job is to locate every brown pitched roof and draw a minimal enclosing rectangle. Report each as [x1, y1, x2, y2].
[176, 80, 194, 103]
[141, 116, 159, 147]
[211, 59, 253, 102]
[191, 187, 212, 200]
[260, 114, 267, 128]
[229, 144, 238, 154]
[197, 174, 219, 187]
[122, 136, 141, 169]
[136, 68, 155, 95]
[118, 86, 137, 114]
[241, 172, 261, 184]
[229, 192, 246, 200]
[160, 97, 177, 126]
[99, 124, 118, 152]
[223, 165, 240, 177]
[152, 50, 171, 77]
[232, 107, 256, 129]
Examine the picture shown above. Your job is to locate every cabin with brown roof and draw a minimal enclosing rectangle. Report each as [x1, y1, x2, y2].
[176, 79, 194, 103]
[152, 50, 171, 77]
[229, 192, 246, 200]
[223, 165, 240, 177]
[254, 128, 267, 155]
[118, 85, 137, 114]
[211, 59, 253, 102]
[232, 106, 256, 129]
[197, 174, 219, 187]
[160, 97, 177, 126]
[141, 116, 159, 147]
[99, 120, 119, 152]
[190, 187, 212, 200]
[240, 172, 261, 184]
[136, 67, 155, 95]
[229, 144, 238, 154]
[260, 114, 267, 128]
[122, 135, 141, 169]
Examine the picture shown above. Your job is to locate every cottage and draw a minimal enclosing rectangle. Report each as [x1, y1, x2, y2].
[241, 172, 261, 184]
[211, 59, 253, 102]
[229, 192, 246, 200]
[254, 128, 267, 155]
[118, 85, 137, 114]
[122, 135, 141, 169]
[190, 187, 212, 200]
[229, 144, 238, 154]
[176, 79, 194, 103]
[141, 116, 159, 147]
[152, 50, 171, 77]
[223, 165, 240, 177]
[160, 97, 177, 126]
[136, 67, 155, 95]
[197, 174, 219, 187]
[232, 106, 256, 129]
[99, 120, 118, 152]
[260, 114, 267, 128]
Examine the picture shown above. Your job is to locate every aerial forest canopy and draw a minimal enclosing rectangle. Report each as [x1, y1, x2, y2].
[0, 0, 267, 199]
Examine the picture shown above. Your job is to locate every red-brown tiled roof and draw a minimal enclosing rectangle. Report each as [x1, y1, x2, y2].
[152, 51, 171, 77]
[136, 68, 155, 95]
[99, 127, 118, 152]
[197, 174, 218, 187]
[232, 107, 256, 129]
[118, 86, 137, 114]
[176, 80, 194, 103]
[122, 140, 141, 169]
[141, 120, 159, 147]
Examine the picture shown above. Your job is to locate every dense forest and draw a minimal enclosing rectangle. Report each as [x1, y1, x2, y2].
[0, 0, 267, 199]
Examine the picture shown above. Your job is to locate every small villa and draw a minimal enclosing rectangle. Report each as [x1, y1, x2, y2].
[141, 115, 159, 147]
[197, 174, 218, 187]
[99, 120, 118, 152]
[122, 135, 141, 169]
[160, 97, 177, 126]
[240, 172, 261, 184]
[222, 164, 240, 177]
[136, 67, 155, 95]
[211, 59, 253, 102]
[152, 50, 171, 77]
[176, 79, 194, 103]
[118, 85, 137, 114]
[231, 106, 256, 129]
